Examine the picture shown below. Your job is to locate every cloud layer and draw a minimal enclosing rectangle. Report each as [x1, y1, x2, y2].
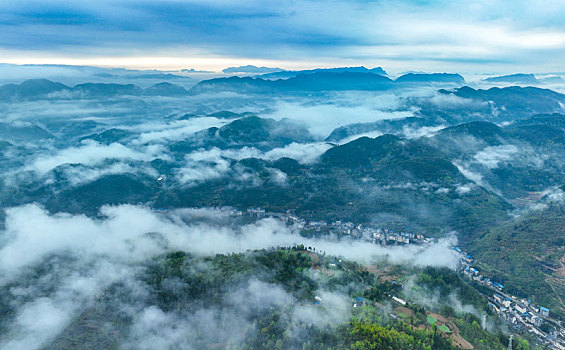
[1, 1, 565, 72]
[0, 203, 459, 349]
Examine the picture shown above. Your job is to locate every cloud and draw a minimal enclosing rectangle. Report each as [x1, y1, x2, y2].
[403, 278, 483, 319]
[268, 96, 412, 138]
[5, 297, 72, 350]
[0, 98, 130, 124]
[268, 168, 288, 185]
[473, 145, 519, 169]
[175, 147, 258, 185]
[122, 279, 351, 349]
[51, 162, 159, 186]
[536, 186, 565, 204]
[291, 290, 351, 327]
[0, 204, 460, 279]
[338, 130, 384, 144]
[263, 142, 332, 164]
[131, 117, 228, 145]
[26, 140, 165, 175]
[1, 258, 131, 350]
[2, 1, 565, 72]
[402, 125, 446, 139]
[175, 142, 333, 186]
[455, 184, 473, 195]
[453, 162, 484, 186]
[0, 203, 460, 348]
[123, 303, 252, 349]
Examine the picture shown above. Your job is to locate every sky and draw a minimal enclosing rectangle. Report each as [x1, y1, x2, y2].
[1, 0, 565, 73]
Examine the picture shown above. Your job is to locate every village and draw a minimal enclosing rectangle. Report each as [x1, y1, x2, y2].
[246, 207, 435, 246]
[456, 247, 565, 350]
[243, 207, 565, 349]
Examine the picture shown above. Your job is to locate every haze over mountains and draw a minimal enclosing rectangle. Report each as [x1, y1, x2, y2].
[1, 68, 564, 236]
[2, 0, 565, 347]
[0, 72, 463, 100]
[0, 65, 564, 349]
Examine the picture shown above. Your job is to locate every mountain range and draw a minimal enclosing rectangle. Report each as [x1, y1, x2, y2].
[1, 69, 564, 346]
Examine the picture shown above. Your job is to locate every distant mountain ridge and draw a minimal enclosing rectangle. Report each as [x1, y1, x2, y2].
[439, 86, 565, 119]
[170, 115, 315, 152]
[0, 79, 190, 100]
[223, 65, 286, 74]
[258, 66, 387, 79]
[484, 73, 539, 84]
[0, 79, 70, 100]
[189, 71, 465, 94]
[395, 73, 464, 84]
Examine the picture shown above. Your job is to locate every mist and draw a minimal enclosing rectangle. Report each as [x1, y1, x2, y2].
[267, 93, 415, 138]
[1, 68, 565, 349]
[0, 203, 459, 349]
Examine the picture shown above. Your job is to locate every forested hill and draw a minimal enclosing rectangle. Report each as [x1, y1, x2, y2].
[32, 248, 516, 350]
[471, 203, 565, 318]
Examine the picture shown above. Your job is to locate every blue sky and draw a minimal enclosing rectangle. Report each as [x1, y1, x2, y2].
[1, 0, 564, 73]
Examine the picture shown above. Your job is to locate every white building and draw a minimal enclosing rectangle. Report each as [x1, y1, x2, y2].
[392, 296, 407, 306]
[515, 304, 527, 314]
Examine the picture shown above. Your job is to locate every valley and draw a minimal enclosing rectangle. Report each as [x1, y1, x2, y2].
[0, 69, 564, 349]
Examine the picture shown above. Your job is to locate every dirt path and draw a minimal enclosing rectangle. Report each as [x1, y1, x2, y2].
[558, 255, 565, 278]
[428, 312, 474, 350]
[301, 250, 320, 264]
[546, 276, 565, 313]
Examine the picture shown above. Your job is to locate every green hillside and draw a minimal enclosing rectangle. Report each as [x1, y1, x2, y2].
[470, 203, 565, 318]
[34, 248, 518, 350]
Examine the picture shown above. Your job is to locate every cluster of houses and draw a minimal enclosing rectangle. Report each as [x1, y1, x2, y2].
[455, 246, 565, 349]
[492, 293, 544, 328]
[244, 207, 565, 348]
[326, 221, 432, 246]
[456, 247, 506, 290]
[491, 294, 565, 349]
[246, 207, 266, 217]
[244, 207, 434, 247]
[462, 265, 505, 291]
